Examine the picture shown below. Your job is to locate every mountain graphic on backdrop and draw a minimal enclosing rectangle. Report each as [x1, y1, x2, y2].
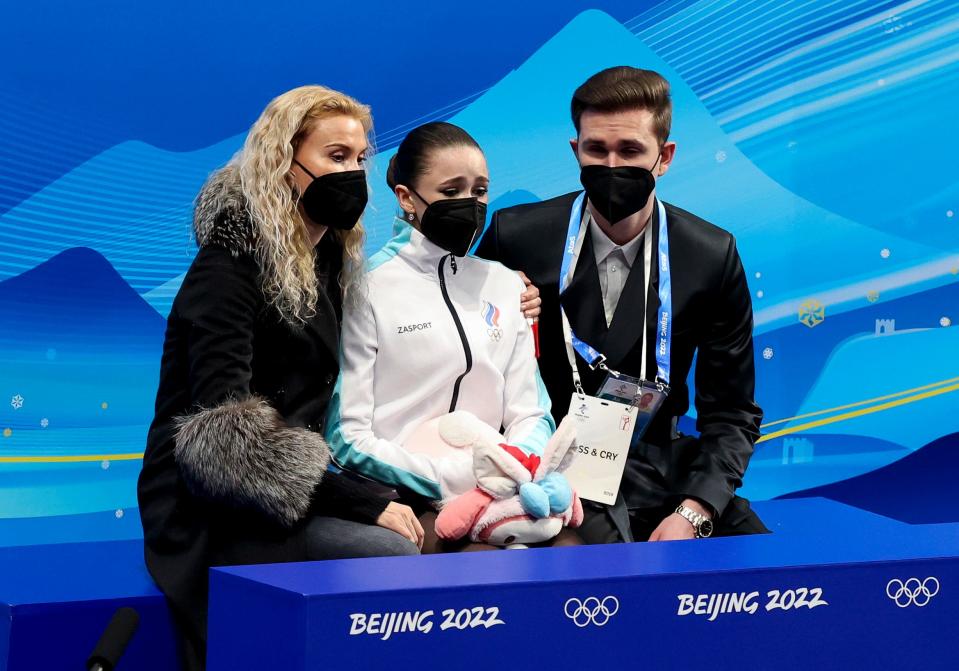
[1, 9, 943, 325]
[0, 247, 166, 428]
[779, 432, 959, 525]
[752, 278, 959, 424]
[362, 9, 938, 322]
[0, 136, 240, 299]
[0, 247, 166, 354]
[488, 190, 539, 213]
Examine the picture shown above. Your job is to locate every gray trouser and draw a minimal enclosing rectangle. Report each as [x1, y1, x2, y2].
[304, 516, 420, 560]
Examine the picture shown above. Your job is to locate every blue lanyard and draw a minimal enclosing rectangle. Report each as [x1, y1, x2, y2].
[560, 192, 672, 385]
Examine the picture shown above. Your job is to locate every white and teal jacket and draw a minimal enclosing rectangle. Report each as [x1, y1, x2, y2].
[325, 224, 555, 502]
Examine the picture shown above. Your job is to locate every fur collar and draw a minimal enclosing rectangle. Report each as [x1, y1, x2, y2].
[193, 165, 256, 255]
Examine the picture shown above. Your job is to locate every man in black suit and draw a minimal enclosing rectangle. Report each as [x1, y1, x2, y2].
[476, 66, 767, 543]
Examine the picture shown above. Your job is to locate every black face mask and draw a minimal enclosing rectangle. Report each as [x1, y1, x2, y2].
[579, 155, 661, 225]
[410, 188, 487, 257]
[294, 159, 368, 231]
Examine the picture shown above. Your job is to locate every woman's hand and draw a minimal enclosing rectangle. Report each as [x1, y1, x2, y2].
[518, 271, 542, 322]
[376, 502, 425, 549]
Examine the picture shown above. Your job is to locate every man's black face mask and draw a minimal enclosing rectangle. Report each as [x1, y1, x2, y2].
[579, 152, 662, 225]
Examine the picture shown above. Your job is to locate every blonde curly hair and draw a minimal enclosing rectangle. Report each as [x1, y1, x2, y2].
[237, 85, 372, 324]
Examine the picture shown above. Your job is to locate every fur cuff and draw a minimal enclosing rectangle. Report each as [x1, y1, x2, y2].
[173, 396, 330, 526]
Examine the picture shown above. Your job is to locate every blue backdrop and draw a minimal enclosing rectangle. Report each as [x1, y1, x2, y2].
[1, 0, 957, 545]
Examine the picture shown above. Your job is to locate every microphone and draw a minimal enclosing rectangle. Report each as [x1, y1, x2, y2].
[86, 607, 140, 671]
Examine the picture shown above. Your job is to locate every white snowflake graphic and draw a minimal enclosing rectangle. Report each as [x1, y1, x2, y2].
[880, 248, 891, 259]
[757, 290, 765, 299]
[101, 460, 111, 470]
[942, 317, 952, 327]
[115, 509, 124, 519]
[10, 395, 23, 410]
[715, 150, 727, 163]
[763, 347, 775, 360]
[40, 418, 49, 428]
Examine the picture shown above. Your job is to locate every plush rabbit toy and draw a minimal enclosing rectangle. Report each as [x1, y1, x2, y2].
[404, 411, 583, 546]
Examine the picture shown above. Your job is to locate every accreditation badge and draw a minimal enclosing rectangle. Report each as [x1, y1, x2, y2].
[563, 395, 635, 505]
[597, 371, 669, 442]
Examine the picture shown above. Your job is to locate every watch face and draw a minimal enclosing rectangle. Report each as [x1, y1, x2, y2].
[699, 519, 714, 538]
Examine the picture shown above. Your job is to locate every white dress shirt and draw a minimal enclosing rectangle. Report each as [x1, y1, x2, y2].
[589, 215, 645, 326]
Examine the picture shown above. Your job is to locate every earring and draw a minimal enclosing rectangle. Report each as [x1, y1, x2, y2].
[407, 212, 415, 221]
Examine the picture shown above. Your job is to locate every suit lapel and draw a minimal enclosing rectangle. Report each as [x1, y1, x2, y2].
[560, 227, 607, 357]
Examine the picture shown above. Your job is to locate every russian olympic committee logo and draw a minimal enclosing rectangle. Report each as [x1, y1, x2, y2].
[481, 301, 503, 342]
[886, 577, 940, 608]
[564, 596, 619, 627]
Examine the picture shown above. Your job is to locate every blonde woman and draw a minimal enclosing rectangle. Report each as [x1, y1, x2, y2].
[137, 86, 421, 671]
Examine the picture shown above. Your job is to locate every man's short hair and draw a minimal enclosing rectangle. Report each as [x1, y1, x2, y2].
[571, 66, 672, 145]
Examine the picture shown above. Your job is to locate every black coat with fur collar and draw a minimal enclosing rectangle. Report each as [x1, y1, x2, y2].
[137, 168, 389, 666]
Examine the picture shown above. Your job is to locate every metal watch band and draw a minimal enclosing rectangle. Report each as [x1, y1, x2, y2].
[675, 504, 709, 537]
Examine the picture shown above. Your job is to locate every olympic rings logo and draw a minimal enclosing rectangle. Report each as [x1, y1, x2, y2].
[886, 577, 940, 608]
[564, 596, 619, 627]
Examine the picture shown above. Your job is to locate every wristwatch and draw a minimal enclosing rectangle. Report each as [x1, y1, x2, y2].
[675, 504, 714, 538]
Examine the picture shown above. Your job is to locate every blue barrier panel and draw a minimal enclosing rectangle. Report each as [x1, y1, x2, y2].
[0, 540, 177, 671]
[208, 498, 958, 670]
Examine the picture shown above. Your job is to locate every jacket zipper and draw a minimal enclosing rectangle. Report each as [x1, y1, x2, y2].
[438, 254, 472, 412]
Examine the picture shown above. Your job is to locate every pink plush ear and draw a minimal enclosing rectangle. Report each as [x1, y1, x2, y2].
[435, 489, 493, 541]
[567, 492, 584, 528]
[535, 416, 578, 481]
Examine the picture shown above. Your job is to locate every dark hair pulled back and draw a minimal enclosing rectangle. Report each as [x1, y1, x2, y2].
[386, 121, 482, 191]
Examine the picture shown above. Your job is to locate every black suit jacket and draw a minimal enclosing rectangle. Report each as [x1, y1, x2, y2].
[476, 191, 762, 515]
